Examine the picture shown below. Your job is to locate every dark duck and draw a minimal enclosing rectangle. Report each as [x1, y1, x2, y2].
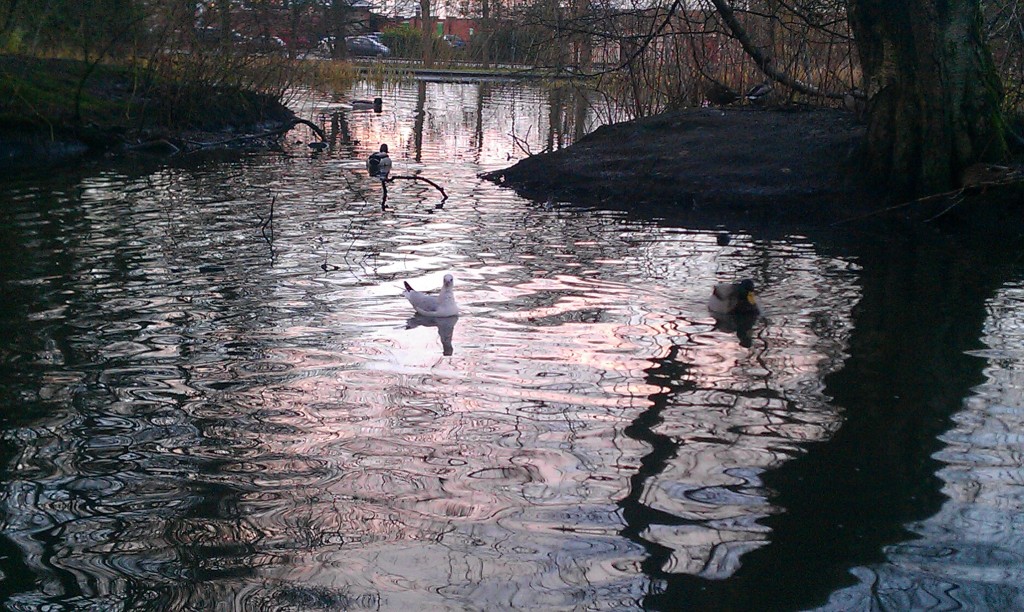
[706, 82, 740, 106]
[708, 279, 759, 315]
[745, 81, 773, 105]
[367, 144, 392, 178]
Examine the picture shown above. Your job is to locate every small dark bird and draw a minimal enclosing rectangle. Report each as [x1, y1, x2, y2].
[745, 81, 773, 105]
[708, 279, 759, 315]
[706, 82, 740, 106]
[367, 144, 392, 178]
[352, 97, 384, 112]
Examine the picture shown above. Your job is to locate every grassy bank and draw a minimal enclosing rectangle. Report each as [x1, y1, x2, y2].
[0, 53, 296, 166]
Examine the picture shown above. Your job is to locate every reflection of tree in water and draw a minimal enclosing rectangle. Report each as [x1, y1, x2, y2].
[620, 278, 858, 603]
[317, 110, 354, 147]
[638, 227, 1022, 610]
[621, 336, 790, 589]
[618, 343, 696, 577]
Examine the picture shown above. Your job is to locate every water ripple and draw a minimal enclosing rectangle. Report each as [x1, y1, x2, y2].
[0, 83, 868, 609]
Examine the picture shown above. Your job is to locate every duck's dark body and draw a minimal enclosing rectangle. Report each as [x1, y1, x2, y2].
[367, 144, 392, 178]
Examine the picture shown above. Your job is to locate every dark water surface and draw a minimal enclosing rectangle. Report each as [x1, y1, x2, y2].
[2, 80, 1023, 610]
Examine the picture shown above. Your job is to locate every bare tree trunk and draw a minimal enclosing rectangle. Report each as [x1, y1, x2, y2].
[327, 0, 350, 58]
[216, 0, 232, 45]
[848, 0, 1007, 195]
[480, 0, 491, 69]
[573, 0, 591, 72]
[420, 0, 433, 68]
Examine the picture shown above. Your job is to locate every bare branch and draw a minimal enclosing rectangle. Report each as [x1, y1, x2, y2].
[707, 0, 846, 100]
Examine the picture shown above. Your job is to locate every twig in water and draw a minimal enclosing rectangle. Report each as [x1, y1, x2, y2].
[256, 195, 276, 263]
[259, 195, 275, 241]
[830, 193, 954, 226]
[317, 236, 334, 271]
[833, 169, 1023, 226]
[509, 125, 535, 157]
[387, 174, 448, 200]
[186, 118, 328, 151]
[376, 174, 449, 210]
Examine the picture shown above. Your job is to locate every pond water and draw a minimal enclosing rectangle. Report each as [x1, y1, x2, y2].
[1, 79, 1023, 610]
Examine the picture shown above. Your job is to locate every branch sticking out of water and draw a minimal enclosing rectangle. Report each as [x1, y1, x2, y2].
[388, 175, 448, 200]
[258, 195, 276, 262]
[185, 118, 329, 151]
[379, 174, 449, 210]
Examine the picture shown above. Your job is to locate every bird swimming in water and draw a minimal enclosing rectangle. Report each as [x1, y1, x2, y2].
[403, 274, 459, 317]
[745, 81, 773, 105]
[351, 97, 383, 111]
[367, 144, 392, 178]
[708, 279, 759, 315]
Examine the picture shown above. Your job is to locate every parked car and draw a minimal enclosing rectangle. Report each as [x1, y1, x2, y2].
[196, 27, 245, 47]
[443, 34, 465, 49]
[248, 34, 287, 54]
[345, 35, 390, 57]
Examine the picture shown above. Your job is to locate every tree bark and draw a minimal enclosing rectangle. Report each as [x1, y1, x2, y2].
[848, 0, 1007, 195]
[420, 0, 434, 68]
[480, 0, 491, 69]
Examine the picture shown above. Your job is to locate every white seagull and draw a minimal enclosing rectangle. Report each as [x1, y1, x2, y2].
[403, 274, 459, 317]
[367, 144, 392, 178]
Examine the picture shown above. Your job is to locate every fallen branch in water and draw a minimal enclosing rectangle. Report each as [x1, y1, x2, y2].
[379, 174, 449, 209]
[185, 118, 328, 151]
[832, 172, 1024, 225]
[387, 175, 448, 200]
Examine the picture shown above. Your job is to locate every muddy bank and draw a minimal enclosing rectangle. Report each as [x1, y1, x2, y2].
[484, 107, 886, 228]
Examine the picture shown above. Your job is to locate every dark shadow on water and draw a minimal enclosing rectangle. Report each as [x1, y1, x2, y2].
[638, 221, 1024, 610]
[618, 344, 697, 577]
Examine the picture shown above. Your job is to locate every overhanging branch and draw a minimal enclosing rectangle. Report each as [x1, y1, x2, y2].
[708, 0, 846, 100]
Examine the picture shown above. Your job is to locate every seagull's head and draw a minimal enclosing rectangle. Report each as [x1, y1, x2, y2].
[443, 274, 454, 287]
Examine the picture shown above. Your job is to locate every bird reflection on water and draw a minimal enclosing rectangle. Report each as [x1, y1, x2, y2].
[405, 314, 458, 356]
[712, 310, 760, 347]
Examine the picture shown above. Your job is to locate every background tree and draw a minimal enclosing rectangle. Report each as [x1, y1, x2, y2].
[847, 0, 1008, 195]
[419, 0, 434, 67]
[538, 0, 1015, 197]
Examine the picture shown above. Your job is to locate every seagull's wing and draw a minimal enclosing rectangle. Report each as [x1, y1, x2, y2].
[404, 288, 441, 314]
